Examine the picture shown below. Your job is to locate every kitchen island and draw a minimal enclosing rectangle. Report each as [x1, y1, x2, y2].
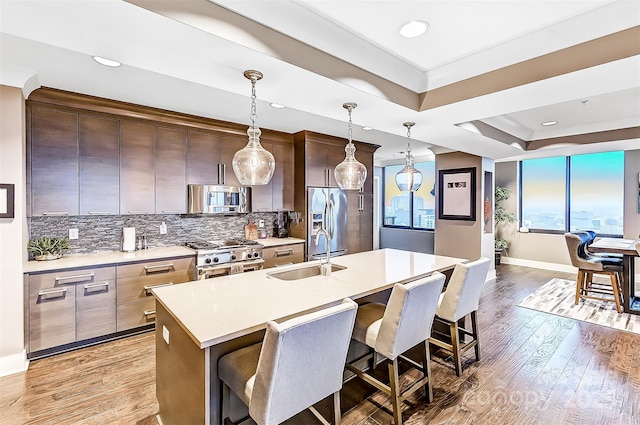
[152, 248, 467, 425]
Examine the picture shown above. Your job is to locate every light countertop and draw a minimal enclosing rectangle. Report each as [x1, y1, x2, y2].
[255, 237, 304, 247]
[152, 248, 466, 349]
[23, 246, 195, 273]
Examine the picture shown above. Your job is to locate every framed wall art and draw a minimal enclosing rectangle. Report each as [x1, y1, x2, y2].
[438, 167, 476, 221]
[0, 184, 15, 219]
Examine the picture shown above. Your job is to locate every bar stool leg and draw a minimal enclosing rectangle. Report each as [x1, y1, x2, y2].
[471, 311, 480, 361]
[610, 272, 622, 313]
[421, 341, 433, 402]
[388, 359, 403, 425]
[450, 321, 462, 377]
[575, 271, 585, 304]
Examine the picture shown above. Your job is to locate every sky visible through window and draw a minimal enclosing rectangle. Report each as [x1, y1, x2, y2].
[521, 151, 624, 235]
[384, 162, 436, 229]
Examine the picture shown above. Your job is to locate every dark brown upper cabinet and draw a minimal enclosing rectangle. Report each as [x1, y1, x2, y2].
[79, 115, 119, 215]
[29, 106, 79, 216]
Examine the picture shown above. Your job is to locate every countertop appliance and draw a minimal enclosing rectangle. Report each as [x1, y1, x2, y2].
[188, 185, 251, 214]
[307, 187, 348, 261]
[185, 239, 264, 279]
[275, 211, 290, 238]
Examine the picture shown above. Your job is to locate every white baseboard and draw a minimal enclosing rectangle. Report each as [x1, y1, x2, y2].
[500, 256, 577, 274]
[0, 350, 29, 377]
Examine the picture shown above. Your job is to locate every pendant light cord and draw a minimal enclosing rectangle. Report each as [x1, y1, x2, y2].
[250, 76, 257, 128]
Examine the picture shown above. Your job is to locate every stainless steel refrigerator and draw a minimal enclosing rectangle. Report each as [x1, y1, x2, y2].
[307, 187, 348, 261]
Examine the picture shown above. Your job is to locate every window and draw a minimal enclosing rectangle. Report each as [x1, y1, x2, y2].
[383, 162, 436, 229]
[521, 151, 624, 235]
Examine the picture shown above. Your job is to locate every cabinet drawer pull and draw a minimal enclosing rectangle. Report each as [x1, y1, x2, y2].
[84, 282, 109, 290]
[88, 211, 111, 215]
[144, 282, 174, 295]
[38, 288, 67, 299]
[128, 210, 149, 214]
[144, 263, 175, 274]
[161, 210, 182, 214]
[42, 211, 69, 216]
[144, 310, 156, 318]
[275, 248, 293, 257]
[55, 273, 95, 283]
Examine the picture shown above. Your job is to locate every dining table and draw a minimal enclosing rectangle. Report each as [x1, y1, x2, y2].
[589, 237, 640, 315]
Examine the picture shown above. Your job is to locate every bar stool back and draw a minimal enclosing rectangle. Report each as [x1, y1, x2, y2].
[346, 272, 446, 425]
[428, 257, 491, 376]
[218, 298, 358, 425]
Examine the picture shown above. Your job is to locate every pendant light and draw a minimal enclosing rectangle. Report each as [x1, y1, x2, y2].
[395, 122, 423, 192]
[232, 70, 275, 186]
[334, 102, 367, 190]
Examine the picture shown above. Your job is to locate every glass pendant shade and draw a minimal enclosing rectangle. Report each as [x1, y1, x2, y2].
[232, 70, 275, 186]
[334, 102, 367, 190]
[395, 122, 423, 192]
[232, 125, 275, 185]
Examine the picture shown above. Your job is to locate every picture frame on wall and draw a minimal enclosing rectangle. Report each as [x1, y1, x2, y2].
[438, 167, 476, 221]
[0, 184, 15, 219]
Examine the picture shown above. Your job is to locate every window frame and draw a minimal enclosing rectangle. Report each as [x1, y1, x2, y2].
[519, 152, 624, 237]
[382, 163, 435, 231]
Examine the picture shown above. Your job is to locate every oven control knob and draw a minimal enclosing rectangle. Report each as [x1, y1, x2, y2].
[205, 258, 212, 264]
[231, 254, 237, 261]
[212, 257, 219, 263]
[253, 252, 260, 258]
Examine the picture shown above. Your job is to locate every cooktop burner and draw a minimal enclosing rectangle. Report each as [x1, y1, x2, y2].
[184, 241, 218, 250]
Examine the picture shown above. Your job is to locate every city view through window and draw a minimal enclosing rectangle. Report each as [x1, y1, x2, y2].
[384, 162, 436, 229]
[521, 151, 624, 235]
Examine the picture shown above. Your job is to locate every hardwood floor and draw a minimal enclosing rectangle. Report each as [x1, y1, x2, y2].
[1, 265, 639, 424]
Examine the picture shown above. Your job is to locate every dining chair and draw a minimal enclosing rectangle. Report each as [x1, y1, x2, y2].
[218, 298, 358, 425]
[345, 272, 446, 425]
[564, 232, 623, 313]
[428, 257, 491, 377]
[581, 230, 623, 259]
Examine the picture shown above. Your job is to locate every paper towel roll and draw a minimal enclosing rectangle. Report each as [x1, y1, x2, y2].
[122, 227, 136, 252]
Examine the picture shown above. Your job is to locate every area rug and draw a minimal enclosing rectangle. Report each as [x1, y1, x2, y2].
[517, 278, 640, 335]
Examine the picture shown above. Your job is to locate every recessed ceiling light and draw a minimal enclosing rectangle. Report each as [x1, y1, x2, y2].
[362, 126, 373, 131]
[92, 56, 121, 67]
[399, 20, 429, 38]
[541, 121, 558, 126]
[270, 103, 286, 109]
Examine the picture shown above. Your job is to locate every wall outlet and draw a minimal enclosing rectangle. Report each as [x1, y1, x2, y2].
[160, 222, 167, 235]
[162, 325, 170, 344]
[69, 228, 79, 240]
[258, 219, 264, 228]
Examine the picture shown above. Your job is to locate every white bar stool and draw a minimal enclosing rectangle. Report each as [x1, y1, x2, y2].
[428, 257, 491, 377]
[345, 272, 446, 425]
[218, 298, 358, 425]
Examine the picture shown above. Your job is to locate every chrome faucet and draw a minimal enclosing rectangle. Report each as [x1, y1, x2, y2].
[315, 228, 332, 276]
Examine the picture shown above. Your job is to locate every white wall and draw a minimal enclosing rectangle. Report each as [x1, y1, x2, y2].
[0, 85, 29, 375]
[496, 149, 640, 274]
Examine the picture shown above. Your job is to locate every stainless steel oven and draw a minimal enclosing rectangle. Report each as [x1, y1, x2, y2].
[186, 240, 265, 280]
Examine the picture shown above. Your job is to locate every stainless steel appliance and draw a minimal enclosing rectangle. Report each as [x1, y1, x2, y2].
[185, 239, 264, 279]
[188, 185, 251, 214]
[275, 211, 290, 238]
[307, 187, 348, 261]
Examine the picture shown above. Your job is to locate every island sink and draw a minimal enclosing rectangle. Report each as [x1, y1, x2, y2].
[267, 263, 347, 280]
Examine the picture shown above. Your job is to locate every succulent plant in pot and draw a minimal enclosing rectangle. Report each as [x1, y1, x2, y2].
[28, 236, 69, 261]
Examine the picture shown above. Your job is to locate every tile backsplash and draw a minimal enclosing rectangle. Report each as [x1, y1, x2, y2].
[29, 212, 278, 255]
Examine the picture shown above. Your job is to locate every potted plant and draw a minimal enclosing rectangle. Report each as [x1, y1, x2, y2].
[494, 186, 516, 265]
[28, 236, 69, 261]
